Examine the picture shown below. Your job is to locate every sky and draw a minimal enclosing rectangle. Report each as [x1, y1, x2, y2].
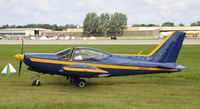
[0, 0, 200, 26]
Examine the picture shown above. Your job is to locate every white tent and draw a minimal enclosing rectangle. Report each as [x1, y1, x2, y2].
[1, 63, 16, 74]
[39, 36, 48, 40]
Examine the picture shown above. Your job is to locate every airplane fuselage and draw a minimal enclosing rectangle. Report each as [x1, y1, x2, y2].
[23, 53, 183, 78]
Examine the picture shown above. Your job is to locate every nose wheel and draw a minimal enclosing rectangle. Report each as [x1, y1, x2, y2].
[31, 74, 41, 86]
[32, 80, 41, 86]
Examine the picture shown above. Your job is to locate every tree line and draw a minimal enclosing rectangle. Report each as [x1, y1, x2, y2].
[0, 24, 79, 31]
[132, 21, 200, 27]
[132, 22, 175, 27]
[83, 12, 128, 36]
[1, 14, 200, 33]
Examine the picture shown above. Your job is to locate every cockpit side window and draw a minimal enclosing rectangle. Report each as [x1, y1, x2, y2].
[73, 48, 111, 61]
[57, 48, 72, 61]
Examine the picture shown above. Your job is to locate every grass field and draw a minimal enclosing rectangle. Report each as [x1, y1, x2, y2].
[0, 45, 200, 109]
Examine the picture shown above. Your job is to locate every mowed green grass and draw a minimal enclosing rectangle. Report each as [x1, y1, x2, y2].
[0, 45, 200, 109]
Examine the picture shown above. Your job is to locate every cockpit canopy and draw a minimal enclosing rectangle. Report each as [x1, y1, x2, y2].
[57, 47, 111, 61]
[57, 48, 72, 60]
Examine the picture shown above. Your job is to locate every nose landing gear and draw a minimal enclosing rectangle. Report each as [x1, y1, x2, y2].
[32, 80, 41, 86]
[31, 74, 41, 86]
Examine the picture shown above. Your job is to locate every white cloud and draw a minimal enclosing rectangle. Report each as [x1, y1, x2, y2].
[0, 0, 200, 26]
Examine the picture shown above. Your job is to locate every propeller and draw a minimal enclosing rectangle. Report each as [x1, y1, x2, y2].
[21, 38, 24, 54]
[18, 60, 22, 78]
[15, 38, 24, 78]
[19, 38, 24, 78]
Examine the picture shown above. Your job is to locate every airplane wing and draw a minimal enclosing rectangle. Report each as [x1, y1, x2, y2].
[62, 64, 110, 78]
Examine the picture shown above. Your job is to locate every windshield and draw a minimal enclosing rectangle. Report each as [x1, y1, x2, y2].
[73, 48, 111, 61]
[57, 48, 72, 60]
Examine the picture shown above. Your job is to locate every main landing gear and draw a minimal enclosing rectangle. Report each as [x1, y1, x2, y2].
[67, 76, 87, 88]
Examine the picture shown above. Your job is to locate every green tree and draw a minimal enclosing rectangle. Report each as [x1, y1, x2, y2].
[162, 22, 174, 27]
[108, 12, 127, 36]
[98, 13, 110, 36]
[179, 23, 184, 26]
[191, 21, 200, 26]
[83, 12, 99, 36]
[132, 24, 140, 27]
[0, 24, 78, 31]
[148, 24, 159, 27]
[83, 12, 127, 36]
[132, 24, 158, 27]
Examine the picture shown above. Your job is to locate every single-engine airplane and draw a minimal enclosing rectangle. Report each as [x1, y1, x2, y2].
[15, 31, 186, 88]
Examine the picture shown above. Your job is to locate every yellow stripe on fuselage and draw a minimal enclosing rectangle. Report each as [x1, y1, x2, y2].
[30, 58, 176, 71]
[63, 67, 108, 74]
[115, 31, 176, 57]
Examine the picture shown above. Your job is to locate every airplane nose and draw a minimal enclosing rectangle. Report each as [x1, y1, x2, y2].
[14, 54, 24, 61]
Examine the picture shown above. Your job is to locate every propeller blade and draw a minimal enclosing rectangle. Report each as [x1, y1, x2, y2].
[18, 38, 24, 78]
[21, 38, 24, 54]
[18, 61, 22, 78]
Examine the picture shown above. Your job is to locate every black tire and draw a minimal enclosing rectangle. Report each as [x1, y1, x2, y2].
[32, 80, 41, 86]
[77, 79, 86, 88]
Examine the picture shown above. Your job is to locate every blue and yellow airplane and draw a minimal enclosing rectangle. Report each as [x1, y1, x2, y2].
[15, 31, 186, 87]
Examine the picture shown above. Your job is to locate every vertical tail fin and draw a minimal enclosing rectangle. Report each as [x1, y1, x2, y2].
[149, 31, 186, 63]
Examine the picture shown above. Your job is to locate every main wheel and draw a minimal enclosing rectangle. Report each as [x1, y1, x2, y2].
[32, 80, 41, 86]
[77, 79, 86, 88]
